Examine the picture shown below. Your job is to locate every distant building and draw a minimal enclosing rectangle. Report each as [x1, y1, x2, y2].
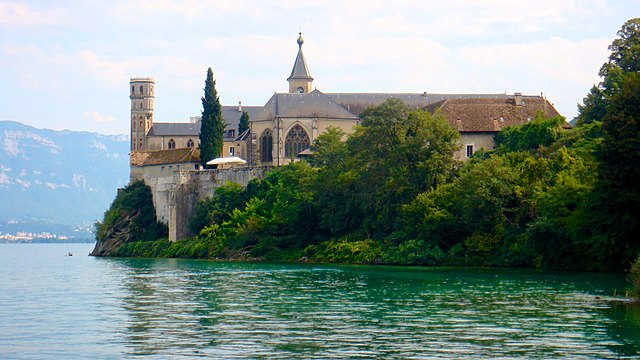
[129, 32, 561, 167]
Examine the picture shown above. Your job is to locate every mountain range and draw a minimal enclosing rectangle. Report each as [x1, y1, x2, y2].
[0, 121, 130, 241]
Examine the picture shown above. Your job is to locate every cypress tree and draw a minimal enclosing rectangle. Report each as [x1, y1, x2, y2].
[238, 111, 249, 135]
[200, 67, 225, 166]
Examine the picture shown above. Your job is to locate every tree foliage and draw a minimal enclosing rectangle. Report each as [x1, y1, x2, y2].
[199, 67, 226, 166]
[112, 20, 640, 273]
[95, 180, 167, 243]
[238, 111, 249, 135]
[577, 18, 640, 125]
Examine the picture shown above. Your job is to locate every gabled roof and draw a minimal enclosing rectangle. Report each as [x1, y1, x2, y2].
[427, 96, 561, 132]
[146, 105, 263, 140]
[287, 33, 313, 81]
[325, 92, 512, 117]
[253, 89, 359, 121]
[147, 122, 200, 137]
[130, 147, 200, 167]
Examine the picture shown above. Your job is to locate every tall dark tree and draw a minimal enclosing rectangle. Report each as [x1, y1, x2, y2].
[586, 73, 640, 270]
[577, 18, 640, 125]
[200, 67, 225, 166]
[238, 111, 249, 135]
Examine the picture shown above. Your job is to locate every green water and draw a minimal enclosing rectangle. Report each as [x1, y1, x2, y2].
[0, 243, 638, 358]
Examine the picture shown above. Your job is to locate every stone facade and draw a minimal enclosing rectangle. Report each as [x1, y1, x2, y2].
[134, 166, 269, 241]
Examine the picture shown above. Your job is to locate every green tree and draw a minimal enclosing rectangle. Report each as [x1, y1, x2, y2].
[95, 180, 167, 243]
[586, 73, 640, 270]
[199, 67, 226, 166]
[495, 114, 566, 153]
[346, 99, 460, 238]
[577, 18, 640, 125]
[238, 111, 249, 135]
[187, 182, 248, 235]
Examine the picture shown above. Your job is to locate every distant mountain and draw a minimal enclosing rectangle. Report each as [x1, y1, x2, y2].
[0, 121, 129, 241]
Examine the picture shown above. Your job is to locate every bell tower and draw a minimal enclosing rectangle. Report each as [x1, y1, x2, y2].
[287, 33, 313, 93]
[129, 77, 155, 151]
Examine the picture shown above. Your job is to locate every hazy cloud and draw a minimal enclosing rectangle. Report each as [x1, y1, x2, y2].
[83, 111, 116, 124]
[0, 2, 65, 27]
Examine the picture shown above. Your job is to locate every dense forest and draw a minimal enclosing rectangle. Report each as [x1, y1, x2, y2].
[102, 19, 640, 283]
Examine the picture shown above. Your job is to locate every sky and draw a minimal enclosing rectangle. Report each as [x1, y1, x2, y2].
[1, 1, 638, 135]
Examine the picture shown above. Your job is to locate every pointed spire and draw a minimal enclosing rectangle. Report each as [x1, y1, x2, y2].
[288, 32, 313, 81]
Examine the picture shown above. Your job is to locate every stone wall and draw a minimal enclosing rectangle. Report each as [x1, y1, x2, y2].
[136, 166, 270, 242]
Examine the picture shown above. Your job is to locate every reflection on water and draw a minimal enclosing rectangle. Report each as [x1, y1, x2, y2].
[0, 244, 638, 359]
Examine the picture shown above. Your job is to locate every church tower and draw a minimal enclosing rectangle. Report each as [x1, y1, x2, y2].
[129, 78, 155, 151]
[287, 33, 313, 93]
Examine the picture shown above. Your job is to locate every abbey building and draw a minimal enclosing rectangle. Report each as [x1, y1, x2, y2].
[130, 33, 561, 170]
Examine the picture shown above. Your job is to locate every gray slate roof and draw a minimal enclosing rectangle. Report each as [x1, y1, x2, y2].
[147, 105, 262, 140]
[288, 43, 313, 81]
[147, 121, 200, 137]
[253, 89, 359, 121]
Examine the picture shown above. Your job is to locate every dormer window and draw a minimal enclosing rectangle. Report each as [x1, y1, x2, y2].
[229, 129, 235, 138]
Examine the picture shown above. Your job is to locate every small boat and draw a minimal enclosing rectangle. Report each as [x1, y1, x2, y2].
[67, 252, 73, 257]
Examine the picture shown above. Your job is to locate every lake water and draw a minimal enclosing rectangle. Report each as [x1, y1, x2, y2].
[0, 243, 639, 359]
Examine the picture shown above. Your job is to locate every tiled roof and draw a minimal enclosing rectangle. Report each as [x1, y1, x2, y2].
[427, 97, 561, 132]
[253, 89, 359, 121]
[130, 147, 200, 167]
[326, 92, 512, 116]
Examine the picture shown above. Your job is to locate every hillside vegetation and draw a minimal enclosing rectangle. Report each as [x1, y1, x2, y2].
[110, 19, 640, 281]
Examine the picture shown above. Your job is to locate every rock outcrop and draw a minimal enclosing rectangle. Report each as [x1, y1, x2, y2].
[90, 211, 138, 256]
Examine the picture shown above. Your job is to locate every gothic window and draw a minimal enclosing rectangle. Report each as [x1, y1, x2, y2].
[187, 139, 194, 148]
[284, 124, 310, 158]
[261, 130, 273, 163]
[140, 85, 143, 94]
[168, 138, 175, 149]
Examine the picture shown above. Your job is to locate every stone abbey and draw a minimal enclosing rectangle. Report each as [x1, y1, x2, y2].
[130, 33, 560, 168]
[128, 33, 561, 241]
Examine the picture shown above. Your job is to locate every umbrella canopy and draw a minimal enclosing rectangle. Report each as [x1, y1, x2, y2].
[206, 156, 247, 166]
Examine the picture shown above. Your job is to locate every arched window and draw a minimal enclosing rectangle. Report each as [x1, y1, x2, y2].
[261, 130, 273, 163]
[168, 138, 175, 149]
[284, 124, 310, 158]
[296, 86, 304, 93]
[186, 139, 194, 148]
[131, 85, 134, 94]
[139, 121, 143, 128]
[140, 85, 144, 94]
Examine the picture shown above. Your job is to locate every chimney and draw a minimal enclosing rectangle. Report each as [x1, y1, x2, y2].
[514, 92, 523, 106]
[238, 101, 242, 112]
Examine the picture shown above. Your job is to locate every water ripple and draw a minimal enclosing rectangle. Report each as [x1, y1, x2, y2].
[1, 244, 639, 359]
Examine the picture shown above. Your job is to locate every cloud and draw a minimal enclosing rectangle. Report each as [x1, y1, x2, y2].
[0, 2, 65, 27]
[83, 111, 116, 124]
